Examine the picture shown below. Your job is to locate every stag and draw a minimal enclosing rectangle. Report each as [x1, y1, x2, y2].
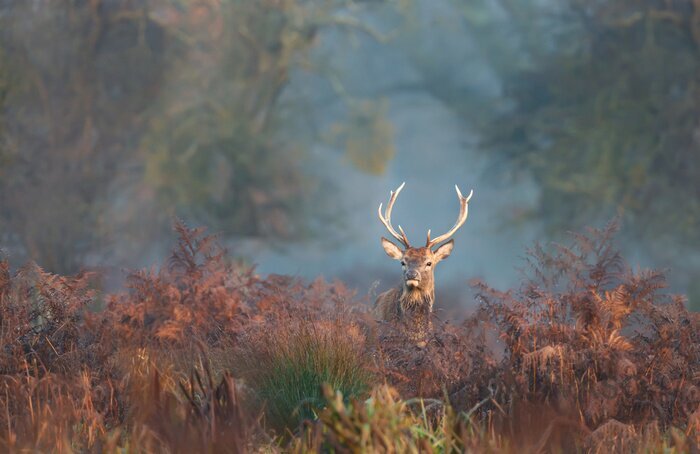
[374, 182, 473, 345]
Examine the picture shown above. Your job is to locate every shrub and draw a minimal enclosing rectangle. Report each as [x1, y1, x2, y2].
[373, 318, 495, 406]
[370, 221, 700, 451]
[236, 319, 374, 432]
[291, 384, 507, 453]
[0, 261, 100, 375]
[2, 219, 698, 452]
[120, 368, 256, 453]
[467, 221, 700, 441]
[101, 221, 254, 350]
[0, 372, 115, 452]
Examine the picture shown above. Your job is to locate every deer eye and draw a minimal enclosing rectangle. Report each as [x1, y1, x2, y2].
[401, 261, 406, 266]
[426, 262, 432, 267]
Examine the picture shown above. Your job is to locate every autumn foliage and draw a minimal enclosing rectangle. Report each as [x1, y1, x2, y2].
[0, 221, 698, 452]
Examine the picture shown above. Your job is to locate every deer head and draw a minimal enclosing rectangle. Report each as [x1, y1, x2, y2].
[378, 182, 473, 298]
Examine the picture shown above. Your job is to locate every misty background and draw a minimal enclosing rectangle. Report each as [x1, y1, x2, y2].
[1, 0, 699, 312]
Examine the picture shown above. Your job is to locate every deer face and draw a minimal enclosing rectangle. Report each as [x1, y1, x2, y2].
[377, 182, 473, 294]
[381, 240, 454, 291]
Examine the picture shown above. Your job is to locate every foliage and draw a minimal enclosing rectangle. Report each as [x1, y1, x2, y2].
[0, 0, 392, 273]
[456, 0, 700, 259]
[469, 221, 700, 440]
[140, 0, 326, 241]
[1, 220, 699, 451]
[0, 1, 165, 272]
[291, 384, 503, 453]
[100, 221, 376, 436]
[123, 368, 255, 453]
[0, 261, 99, 376]
[293, 384, 690, 453]
[236, 321, 374, 432]
[234, 253, 376, 432]
[102, 221, 254, 349]
[371, 221, 700, 450]
[329, 99, 396, 175]
[373, 317, 493, 404]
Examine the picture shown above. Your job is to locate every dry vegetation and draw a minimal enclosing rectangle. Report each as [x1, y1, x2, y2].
[0, 221, 698, 452]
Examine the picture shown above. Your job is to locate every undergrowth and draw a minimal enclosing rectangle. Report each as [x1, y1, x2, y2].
[236, 320, 373, 432]
[0, 220, 698, 452]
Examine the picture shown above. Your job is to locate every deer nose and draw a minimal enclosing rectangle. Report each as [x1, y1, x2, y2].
[405, 270, 420, 281]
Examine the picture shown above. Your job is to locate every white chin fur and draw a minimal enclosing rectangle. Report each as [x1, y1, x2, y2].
[405, 279, 420, 288]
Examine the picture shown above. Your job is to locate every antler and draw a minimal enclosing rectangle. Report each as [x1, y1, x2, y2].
[378, 182, 411, 248]
[426, 185, 473, 247]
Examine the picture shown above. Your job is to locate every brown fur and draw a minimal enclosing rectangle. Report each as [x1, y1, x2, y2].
[374, 287, 434, 343]
[374, 287, 433, 321]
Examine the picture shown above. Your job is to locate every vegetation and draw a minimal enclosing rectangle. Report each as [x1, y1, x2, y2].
[447, 0, 700, 268]
[3, 0, 699, 301]
[0, 220, 698, 452]
[1, 1, 700, 450]
[236, 321, 373, 431]
[0, 0, 393, 273]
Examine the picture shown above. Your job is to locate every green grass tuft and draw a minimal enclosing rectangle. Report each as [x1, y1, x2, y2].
[236, 320, 374, 432]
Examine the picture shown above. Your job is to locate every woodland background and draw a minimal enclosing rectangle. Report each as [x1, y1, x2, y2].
[2, 0, 699, 310]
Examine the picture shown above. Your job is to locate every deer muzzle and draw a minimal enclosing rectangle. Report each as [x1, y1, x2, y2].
[405, 269, 421, 288]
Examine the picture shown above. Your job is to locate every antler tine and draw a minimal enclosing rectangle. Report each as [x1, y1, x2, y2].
[378, 182, 410, 247]
[426, 185, 473, 247]
[397, 225, 410, 247]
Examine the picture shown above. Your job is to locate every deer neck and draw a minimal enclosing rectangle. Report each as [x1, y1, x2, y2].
[399, 284, 434, 313]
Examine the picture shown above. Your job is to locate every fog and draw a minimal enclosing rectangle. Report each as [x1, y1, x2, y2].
[236, 0, 540, 310]
[1, 0, 698, 311]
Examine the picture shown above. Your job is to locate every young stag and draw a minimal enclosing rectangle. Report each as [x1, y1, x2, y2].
[374, 182, 473, 344]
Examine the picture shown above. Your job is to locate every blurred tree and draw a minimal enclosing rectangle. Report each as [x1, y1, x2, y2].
[0, 47, 7, 169]
[0, 1, 166, 273]
[390, 0, 698, 299]
[454, 1, 700, 250]
[328, 99, 395, 175]
[0, 0, 392, 273]
[139, 0, 325, 241]
[393, 0, 700, 306]
[484, 1, 700, 251]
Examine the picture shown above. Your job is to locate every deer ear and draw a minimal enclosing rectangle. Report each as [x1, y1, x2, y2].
[433, 239, 454, 262]
[381, 237, 403, 260]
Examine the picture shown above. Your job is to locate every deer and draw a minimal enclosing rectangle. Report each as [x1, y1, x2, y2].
[374, 182, 473, 345]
